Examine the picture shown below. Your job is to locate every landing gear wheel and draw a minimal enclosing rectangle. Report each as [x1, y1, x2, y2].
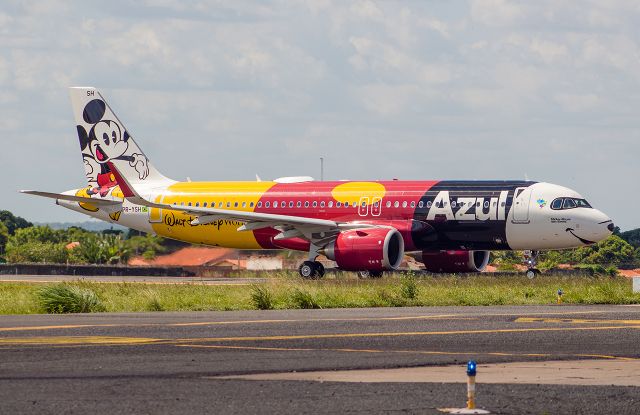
[357, 270, 384, 279]
[526, 269, 540, 279]
[369, 270, 384, 278]
[298, 261, 324, 279]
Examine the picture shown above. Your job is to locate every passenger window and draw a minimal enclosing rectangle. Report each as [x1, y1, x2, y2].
[386, 201, 391, 208]
[203, 202, 207, 207]
[257, 201, 262, 208]
[563, 198, 577, 209]
[361, 201, 366, 207]
[181, 202, 184, 206]
[265, 201, 270, 208]
[289, 201, 294, 208]
[250, 202, 255, 208]
[242, 201, 246, 208]
[273, 201, 278, 208]
[402, 201, 407, 208]
[305, 201, 310, 208]
[411, 201, 415, 208]
[234, 202, 238, 208]
[394, 201, 399, 208]
[551, 199, 562, 210]
[218, 202, 223, 208]
[426, 201, 432, 208]
[337, 201, 342, 207]
[321, 201, 326, 208]
[297, 201, 302, 208]
[313, 201, 318, 208]
[188, 202, 192, 206]
[418, 201, 424, 208]
[484, 201, 489, 208]
[328, 201, 333, 208]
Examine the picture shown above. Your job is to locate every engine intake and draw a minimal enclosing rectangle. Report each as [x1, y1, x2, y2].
[421, 250, 490, 273]
[323, 228, 404, 271]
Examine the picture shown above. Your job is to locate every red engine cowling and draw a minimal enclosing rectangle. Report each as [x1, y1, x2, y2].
[323, 228, 405, 272]
[421, 250, 490, 273]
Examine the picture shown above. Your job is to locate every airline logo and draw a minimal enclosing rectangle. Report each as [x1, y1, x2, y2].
[422, 190, 511, 221]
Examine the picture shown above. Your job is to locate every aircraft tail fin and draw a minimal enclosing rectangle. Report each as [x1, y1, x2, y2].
[69, 87, 174, 194]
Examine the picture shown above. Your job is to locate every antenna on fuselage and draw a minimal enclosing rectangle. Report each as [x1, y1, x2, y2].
[320, 157, 324, 181]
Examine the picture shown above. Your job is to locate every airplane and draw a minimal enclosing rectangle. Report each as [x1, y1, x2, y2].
[22, 87, 615, 279]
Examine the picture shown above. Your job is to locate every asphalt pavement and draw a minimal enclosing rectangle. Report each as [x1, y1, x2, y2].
[0, 305, 639, 414]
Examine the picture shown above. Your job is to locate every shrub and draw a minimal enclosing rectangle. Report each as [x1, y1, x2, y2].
[400, 274, 418, 300]
[37, 284, 105, 313]
[291, 288, 321, 309]
[250, 285, 274, 310]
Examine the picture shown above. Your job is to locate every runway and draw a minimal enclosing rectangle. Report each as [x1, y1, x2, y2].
[1, 305, 639, 414]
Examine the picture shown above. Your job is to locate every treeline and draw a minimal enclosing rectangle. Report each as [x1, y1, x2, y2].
[491, 234, 640, 272]
[0, 210, 168, 264]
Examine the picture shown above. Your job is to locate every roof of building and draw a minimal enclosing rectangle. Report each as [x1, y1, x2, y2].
[129, 247, 238, 266]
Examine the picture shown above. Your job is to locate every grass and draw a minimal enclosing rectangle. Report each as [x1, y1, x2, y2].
[0, 272, 638, 314]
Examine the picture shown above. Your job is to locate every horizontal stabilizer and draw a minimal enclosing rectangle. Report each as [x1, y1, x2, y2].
[20, 190, 123, 207]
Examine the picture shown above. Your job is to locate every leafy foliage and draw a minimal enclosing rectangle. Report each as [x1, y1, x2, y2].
[0, 222, 8, 261]
[0, 211, 32, 235]
[291, 288, 321, 309]
[250, 285, 274, 310]
[37, 284, 104, 313]
[619, 228, 640, 249]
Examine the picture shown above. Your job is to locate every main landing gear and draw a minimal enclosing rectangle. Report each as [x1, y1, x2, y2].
[524, 250, 541, 279]
[357, 270, 384, 279]
[298, 261, 325, 279]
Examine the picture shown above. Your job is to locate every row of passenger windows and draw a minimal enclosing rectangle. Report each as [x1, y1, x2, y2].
[170, 199, 507, 209]
[551, 198, 592, 210]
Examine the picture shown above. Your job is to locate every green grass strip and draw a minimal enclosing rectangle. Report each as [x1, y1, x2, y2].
[0, 273, 638, 314]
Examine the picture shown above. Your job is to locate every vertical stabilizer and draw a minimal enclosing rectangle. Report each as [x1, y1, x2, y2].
[69, 87, 173, 196]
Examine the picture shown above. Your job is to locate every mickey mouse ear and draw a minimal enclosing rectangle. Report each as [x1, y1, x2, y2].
[83, 99, 106, 124]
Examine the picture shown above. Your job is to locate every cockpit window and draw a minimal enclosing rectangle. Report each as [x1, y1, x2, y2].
[551, 197, 592, 210]
[574, 199, 592, 208]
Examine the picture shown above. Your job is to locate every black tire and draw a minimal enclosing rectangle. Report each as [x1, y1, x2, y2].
[299, 261, 316, 279]
[357, 270, 370, 279]
[369, 270, 384, 278]
[314, 262, 325, 278]
[525, 269, 540, 279]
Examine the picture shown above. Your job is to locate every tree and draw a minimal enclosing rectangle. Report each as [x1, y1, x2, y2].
[0, 222, 8, 261]
[619, 228, 640, 249]
[0, 211, 32, 235]
[572, 235, 636, 266]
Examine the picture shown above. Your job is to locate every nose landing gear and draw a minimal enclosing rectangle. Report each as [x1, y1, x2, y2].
[524, 250, 540, 279]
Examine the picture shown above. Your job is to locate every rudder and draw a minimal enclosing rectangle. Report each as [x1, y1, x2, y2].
[69, 87, 172, 196]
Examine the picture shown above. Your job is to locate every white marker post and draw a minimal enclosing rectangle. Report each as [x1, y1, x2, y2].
[438, 361, 491, 414]
[467, 360, 477, 409]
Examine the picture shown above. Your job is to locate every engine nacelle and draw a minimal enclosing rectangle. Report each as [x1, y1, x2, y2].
[421, 250, 490, 273]
[323, 228, 404, 271]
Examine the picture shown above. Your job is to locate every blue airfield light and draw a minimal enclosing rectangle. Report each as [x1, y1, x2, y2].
[467, 360, 477, 377]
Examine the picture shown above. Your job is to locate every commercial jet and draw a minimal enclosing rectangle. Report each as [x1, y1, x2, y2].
[22, 87, 615, 279]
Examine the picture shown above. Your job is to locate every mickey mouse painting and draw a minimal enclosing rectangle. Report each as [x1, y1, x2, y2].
[77, 99, 149, 197]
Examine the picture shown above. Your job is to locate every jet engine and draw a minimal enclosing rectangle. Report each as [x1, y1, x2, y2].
[322, 228, 404, 271]
[420, 250, 490, 273]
